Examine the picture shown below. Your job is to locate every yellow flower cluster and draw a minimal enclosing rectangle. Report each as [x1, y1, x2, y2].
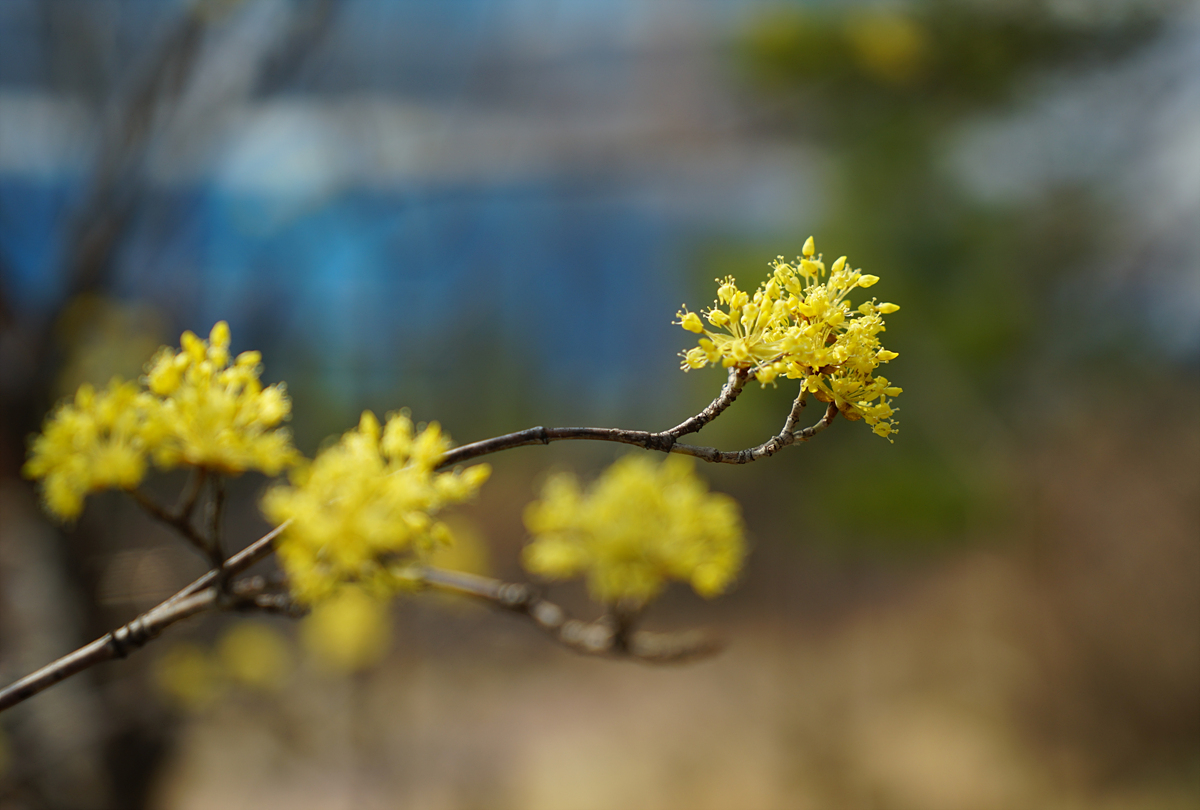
[143, 321, 297, 474]
[677, 237, 902, 439]
[522, 455, 745, 605]
[24, 322, 298, 520]
[262, 411, 491, 603]
[23, 380, 150, 520]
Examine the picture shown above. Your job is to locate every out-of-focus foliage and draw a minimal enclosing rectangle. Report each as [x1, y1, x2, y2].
[523, 454, 745, 604]
[154, 643, 225, 711]
[726, 1, 1175, 550]
[154, 621, 292, 711]
[216, 621, 291, 692]
[744, 2, 1160, 110]
[264, 410, 490, 603]
[23, 321, 299, 519]
[52, 296, 166, 398]
[142, 321, 298, 475]
[300, 586, 391, 673]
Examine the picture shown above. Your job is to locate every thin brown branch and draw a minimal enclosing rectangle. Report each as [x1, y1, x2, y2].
[0, 590, 214, 713]
[416, 566, 723, 664]
[3, 373, 825, 711]
[128, 486, 208, 551]
[205, 475, 227, 570]
[166, 519, 292, 607]
[438, 379, 837, 470]
[669, 400, 838, 464]
[663, 367, 750, 437]
[436, 369, 752, 469]
[0, 522, 292, 713]
[175, 467, 206, 521]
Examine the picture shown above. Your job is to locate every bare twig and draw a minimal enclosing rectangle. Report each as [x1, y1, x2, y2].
[175, 467, 206, 522]
[128, 486, 207, 551]
[3, 373, 836, 711]
[669, 400, 838, 464]
[130, 470, 230, 570]
[416, 567, 723, 663]
[0, 579, 265, 714]
[205, 475, 227, 570]
[0, 521, 295, 713]
[165, 519, 292, 608]
[663, 367, 750, 437]
[437, 368, 750, 469]
[438, 380, 838, 470]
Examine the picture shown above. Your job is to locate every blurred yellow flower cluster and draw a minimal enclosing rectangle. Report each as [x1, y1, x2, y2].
[522, 455, 744, 605]
[23, 380, 149, 520]
[262, 411, 490, 603]
[142, 321, 298, 474]
[24, 322, 298, 520]
[677, 237, 902, 439]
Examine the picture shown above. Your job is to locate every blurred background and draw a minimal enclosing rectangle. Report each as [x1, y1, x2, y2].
[0, 0, 1197, 808]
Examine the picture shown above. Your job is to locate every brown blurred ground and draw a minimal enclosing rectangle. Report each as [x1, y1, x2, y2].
[144, 403, 1198, 810]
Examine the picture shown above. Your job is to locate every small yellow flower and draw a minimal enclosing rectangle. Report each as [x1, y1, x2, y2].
[676, 237, 901, 439]
[142, 322, 298, 475]
[262, 410, 490, 603]
[23, 379, 152, 520]
[522, 455, 745, 606]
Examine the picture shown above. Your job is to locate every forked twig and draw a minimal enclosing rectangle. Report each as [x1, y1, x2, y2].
[439, 376, 837, 469]
[0, 553, 284, 712]
[436, 369, 751, 468]
[3, 374, 838, 712]
[128, 486, 208, 551]
[417, 567, 722, 663]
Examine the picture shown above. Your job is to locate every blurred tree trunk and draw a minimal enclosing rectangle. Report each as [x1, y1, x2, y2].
[0, 2, 335, 806]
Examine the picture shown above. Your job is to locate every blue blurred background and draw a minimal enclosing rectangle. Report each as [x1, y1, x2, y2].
[0, 1, 1197, 808]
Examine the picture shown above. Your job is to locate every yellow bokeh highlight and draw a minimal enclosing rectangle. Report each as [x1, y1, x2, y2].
[427, 516, 492, 577]
[301, 587, 392, 674]
[216, 621, 291, 691]
[846, 12, 929, 86]
[53, 294, 165, 398]
[154, 643, 225, 710]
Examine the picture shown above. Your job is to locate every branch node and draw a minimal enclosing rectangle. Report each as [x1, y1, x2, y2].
[110, 616, 154, 659]
[530, 601, 565, 629]
[497, 583, 531, 608]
